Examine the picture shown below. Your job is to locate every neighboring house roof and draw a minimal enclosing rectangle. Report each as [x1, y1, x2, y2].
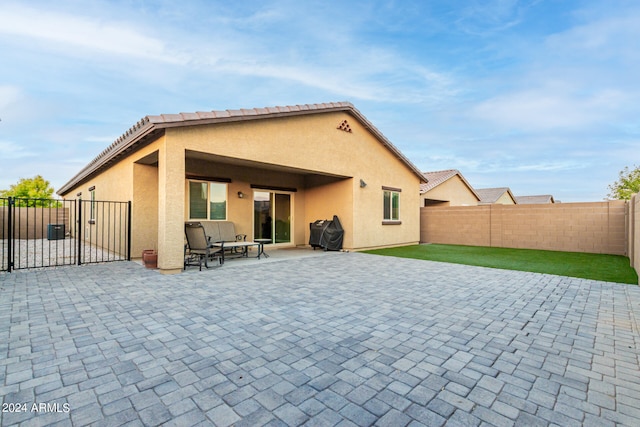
[476, 187, 517, 204]
[420, 169, 481, 200]
[58, 102, 426, 196]
[515, 195, 555, 204]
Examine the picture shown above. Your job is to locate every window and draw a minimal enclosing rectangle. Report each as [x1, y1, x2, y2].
[188, 180, 227, 220]
[89, 186, 96, 223]
[383, 187, 400, 223]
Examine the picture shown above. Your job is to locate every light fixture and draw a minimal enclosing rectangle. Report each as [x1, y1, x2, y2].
[237, 191, 244, 198]
[360, 179, 367, 188]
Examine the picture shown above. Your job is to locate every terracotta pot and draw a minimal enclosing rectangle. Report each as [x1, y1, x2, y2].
[142, 250, 157, 269]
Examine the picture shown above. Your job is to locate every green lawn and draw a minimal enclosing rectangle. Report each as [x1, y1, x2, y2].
[364, 244, 638, 284]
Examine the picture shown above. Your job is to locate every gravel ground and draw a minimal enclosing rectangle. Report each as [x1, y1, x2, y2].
[0, 238, 124, 270]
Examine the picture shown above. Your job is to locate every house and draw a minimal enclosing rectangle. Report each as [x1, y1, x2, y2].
[476, 187, 517, 205]
[420, 169, 480, 206]
[515, 195, 556, 204]
[58, 102, 426, 273]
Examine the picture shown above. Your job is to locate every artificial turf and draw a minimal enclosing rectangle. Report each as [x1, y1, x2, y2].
[364, 244, 638, 284]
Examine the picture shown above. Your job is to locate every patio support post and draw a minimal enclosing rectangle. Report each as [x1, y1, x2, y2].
[157, 139, 185, 273]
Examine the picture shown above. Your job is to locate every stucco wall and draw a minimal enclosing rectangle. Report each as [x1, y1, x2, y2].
[304, 177, 354, 248]
[133, 163, 159, 257]
[421, 201, 628, 255]
[173, 113, 359, 177]
[61, 110, 421, 272]
[185, 156, 309, 246]
[495, 192, 516, 205]
[173, 112, 421, 251]
[62, 137, 163, 259]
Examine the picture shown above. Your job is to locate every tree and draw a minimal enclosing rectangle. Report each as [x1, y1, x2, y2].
[0, 175, 59, 206]
[607, 165, 640, 200]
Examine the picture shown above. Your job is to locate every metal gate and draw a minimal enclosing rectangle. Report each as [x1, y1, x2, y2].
[1, 197, 131, 272]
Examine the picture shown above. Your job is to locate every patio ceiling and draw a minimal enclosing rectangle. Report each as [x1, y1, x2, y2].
[185, 149, 351, 180]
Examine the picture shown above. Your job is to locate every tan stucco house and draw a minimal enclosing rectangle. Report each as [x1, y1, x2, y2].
[476, 187, 518, 205]
[420, 169, 480, 206]
[58, 102, 425, 273]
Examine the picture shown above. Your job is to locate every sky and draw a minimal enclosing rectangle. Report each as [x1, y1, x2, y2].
[0, 0, 638, 202]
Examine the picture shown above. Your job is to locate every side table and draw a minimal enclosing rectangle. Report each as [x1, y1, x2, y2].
[254, 239, 271, 258]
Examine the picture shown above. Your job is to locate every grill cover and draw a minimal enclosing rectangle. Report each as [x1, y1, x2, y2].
[309, 215, 344, 251]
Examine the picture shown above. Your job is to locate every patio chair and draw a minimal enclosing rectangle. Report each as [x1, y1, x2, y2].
[184, 222, 223, 270]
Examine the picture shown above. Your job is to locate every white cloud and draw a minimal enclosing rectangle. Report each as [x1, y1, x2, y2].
[470, 87, 630, 131]
[0, 141, 36, 160]
[0, 85, 45, 125]
[0, 85, 21, 109]
[454, 0, 533, 35]
[546, 11, 640, 60]
[84, 135, 117, 144]
[0, 2, 454, 105]
[463, 3, 640, 133]
[0, 0, 636, 202]
[508, 161, 585, 172]
[0, 3, 181, 63]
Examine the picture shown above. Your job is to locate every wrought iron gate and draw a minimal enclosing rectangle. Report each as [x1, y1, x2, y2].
[1, 197, 131, 272]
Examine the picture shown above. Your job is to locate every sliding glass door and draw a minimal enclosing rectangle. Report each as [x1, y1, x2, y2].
[253, 191, 291, 244]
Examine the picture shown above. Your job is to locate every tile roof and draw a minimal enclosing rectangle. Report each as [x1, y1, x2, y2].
[515, 195, 555, 204]
[420, 169, 458, 192]
[146, 102, 353, 124]
[420, 169, 481, 201]
[476, 187, 517, 204]
[58, 102, 426, 195]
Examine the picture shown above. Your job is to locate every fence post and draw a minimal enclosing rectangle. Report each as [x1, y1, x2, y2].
[77, 199, 82, 266]
[127, 201, 132, 261]
[7, 197, 13, 273]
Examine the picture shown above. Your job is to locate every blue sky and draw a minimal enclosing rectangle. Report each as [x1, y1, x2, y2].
[1, 0, 638, 202]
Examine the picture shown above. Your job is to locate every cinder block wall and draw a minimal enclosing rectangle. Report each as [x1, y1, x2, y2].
[0, 207, 70, 239]
[631, 194, 639, 276]
[420, 205, 491, 246]
[421, 201, 627, 255]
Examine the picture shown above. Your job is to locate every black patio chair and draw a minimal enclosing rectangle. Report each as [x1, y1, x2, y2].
[184, 222, 223, 270]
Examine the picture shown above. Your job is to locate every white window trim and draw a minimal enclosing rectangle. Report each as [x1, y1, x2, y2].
[89, 187, 96, 224]
[382, 187, 401, 224]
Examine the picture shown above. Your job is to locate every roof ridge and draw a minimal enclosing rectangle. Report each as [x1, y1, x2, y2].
[476, 187, 510, 192]
[146, 101, 354, 124]
[423, 168, 459, 175]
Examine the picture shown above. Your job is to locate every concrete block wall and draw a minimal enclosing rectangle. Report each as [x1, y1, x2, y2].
[0, 207, 70, 240]
[421, 201, 628, 256]
[420, 205, 491, 246]
[630, 194, 639, 276]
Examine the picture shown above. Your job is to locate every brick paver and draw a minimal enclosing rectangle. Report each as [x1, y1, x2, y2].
[1, 252, 639, 426]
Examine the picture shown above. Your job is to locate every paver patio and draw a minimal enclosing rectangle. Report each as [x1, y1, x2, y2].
[1, 252, 639, 426]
